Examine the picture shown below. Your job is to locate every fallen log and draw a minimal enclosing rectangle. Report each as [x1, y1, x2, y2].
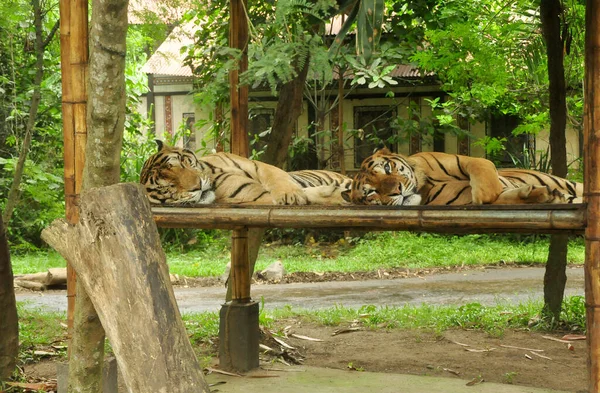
[14, 280, 46, 291]
[41, 183, 210, 393]
[45, 268, 67, 286]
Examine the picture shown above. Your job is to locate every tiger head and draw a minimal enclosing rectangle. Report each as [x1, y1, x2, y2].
[139, 141, 216, 205]
[350, 148, 423, 206]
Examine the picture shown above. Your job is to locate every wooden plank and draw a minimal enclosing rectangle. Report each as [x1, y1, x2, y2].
[151, 204, 586, 234]
[584, 1, 600, 391]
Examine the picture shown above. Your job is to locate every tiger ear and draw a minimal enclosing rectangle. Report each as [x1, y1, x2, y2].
[155, 139, 165, 152]
[375, 146, 392, 155]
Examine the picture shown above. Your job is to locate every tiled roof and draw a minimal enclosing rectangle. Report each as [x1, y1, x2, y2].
[141, 16, 433, 80]
[128, 0, 191, 24]
[141, 22, 194, 77]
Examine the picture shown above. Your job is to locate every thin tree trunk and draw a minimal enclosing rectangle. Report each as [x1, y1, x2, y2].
[262, 56, 311, 168]
[540, 0, 568, 321]
[0, 211, 18, 380]
[2, 2, 58, 224]
[66, 0, 128, 391]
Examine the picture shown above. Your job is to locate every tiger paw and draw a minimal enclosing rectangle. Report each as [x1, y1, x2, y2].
[271, 189, 308, 205]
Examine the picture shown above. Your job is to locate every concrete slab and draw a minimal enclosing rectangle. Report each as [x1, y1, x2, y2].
[205, 366, 571, 393]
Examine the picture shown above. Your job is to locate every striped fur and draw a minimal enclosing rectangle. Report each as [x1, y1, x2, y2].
[351, 148, 583, 206]
[140, 141, 308, 205]
[289, 170, 352, 205]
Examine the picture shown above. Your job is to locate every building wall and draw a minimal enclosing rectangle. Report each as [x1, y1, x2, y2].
[140, 76, 582, 172]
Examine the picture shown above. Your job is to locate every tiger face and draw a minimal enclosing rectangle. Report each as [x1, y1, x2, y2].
[140, 141, 216, 205]
[351, 148, 422, 206]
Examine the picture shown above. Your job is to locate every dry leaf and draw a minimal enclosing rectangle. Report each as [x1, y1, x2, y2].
[33, 350, 58, 356]
[205, 367, 242, 377]
[530, 351, 552, 360]
[5, 381, 57, 391]
[542, 335, 572, 344]
[465, 347, 496, 353]
[500, 344, 544, 352]
[525, 354, 533, 360]
[568, 343, 575, 351]
[332, 327, 361, 336]
[562, 334, 586, 341]
[273, 336, 295, 350]
[466, 376, 484, 386]
[290, 333, 324, 342]
[443, 368, 460, 376]
[450, 340, 470, 347]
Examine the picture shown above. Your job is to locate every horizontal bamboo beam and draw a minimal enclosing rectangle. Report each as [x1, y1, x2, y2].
[152, 203, 586, 234]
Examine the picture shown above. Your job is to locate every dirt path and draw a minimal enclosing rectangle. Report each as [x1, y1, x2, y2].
[17, 266, 584, 313]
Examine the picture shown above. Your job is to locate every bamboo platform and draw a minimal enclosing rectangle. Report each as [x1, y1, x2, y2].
[152, 203, 586, 234]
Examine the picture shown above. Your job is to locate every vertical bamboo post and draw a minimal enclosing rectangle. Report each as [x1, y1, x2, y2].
[229, 0, 250, 304]
[219, 0, 258, 372]
[59, 0, 88, 331]
[585, 1, 600, 391]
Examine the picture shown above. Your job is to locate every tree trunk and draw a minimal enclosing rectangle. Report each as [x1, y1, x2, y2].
[42, 184, 210, 393]
[0, 211, 18, 380]
[540, 0, 568, 321]
[262, 56, 311, 168]
[2, 0, 58, 224]
[66, 0, 128, 391]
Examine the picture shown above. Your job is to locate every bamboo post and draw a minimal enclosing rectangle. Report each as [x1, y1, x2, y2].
[219, 0, 258, 372]
[585, 1, 600, 391]
[59, 0, 88, 331]
[228, 0, 250, 304]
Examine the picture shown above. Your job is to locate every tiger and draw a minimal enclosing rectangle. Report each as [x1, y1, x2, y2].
[288, 170, 352, 205]
[351, 148, 583, 206]
[140, 141, 353, 206]
[140, 141, 308, 205]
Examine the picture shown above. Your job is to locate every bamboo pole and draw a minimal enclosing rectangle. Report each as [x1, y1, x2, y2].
[584, 1, 600, 391]
[151, 204, 586, 234]
[59, 0, 88, 331]
[229, 0, 250, 304]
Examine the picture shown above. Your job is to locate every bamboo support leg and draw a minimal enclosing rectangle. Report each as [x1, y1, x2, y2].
[584, 1, 600, 390]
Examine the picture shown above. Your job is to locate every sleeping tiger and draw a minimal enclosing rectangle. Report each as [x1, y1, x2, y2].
[351, 148, 583, 206]
[140, 141, 352, 205]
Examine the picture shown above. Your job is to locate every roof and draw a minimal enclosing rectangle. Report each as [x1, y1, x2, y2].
[141, 16, 430, 80]
[141, 21, 195, 77]
[128, 0, 191, 24]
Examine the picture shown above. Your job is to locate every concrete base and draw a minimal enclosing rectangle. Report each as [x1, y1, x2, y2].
[57, 357, 119, 393]
[219, 300, 259, 372]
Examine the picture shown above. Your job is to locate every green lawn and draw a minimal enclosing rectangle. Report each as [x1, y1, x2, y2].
[10, 232, 585, 277]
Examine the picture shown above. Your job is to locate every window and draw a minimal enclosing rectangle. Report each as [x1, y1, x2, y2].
[249, 108, 275, 154]
[353, 106, 396, 167]
[489, 114, 532, 167]
[182, 113, 196, 150]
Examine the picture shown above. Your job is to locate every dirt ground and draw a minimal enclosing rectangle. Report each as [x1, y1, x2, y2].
[262, 321, 587, 393]
[14, 265, 586, 392]
[19, 320, 586, 393]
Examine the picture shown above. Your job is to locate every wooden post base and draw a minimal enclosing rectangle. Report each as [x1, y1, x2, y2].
[219, 301, 259, 372]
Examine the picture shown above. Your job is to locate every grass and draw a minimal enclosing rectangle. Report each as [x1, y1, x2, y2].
[17, 303, 68, 362]
[15, 295, 586, 366]
[11, 232, 586, 277]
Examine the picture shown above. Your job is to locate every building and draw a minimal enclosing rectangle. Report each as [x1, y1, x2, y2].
[138, 19, 581, 172]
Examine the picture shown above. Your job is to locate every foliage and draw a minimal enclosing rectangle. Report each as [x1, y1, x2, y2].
[408, 0, 584, 158]
[0, 0, 64, 248]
